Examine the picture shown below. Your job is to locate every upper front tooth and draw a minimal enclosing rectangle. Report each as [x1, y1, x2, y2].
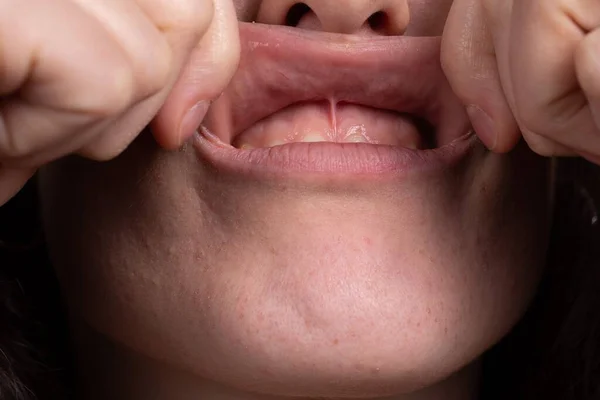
[344, 133, 369, 143]
[301, 133, 328, 143]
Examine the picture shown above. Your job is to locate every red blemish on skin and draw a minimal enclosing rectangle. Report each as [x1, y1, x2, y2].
[363, 237, 373, 246]
[354, 363, 365, 372]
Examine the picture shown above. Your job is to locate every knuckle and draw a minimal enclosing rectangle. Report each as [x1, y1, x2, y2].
[515, 100, 554, 141]
[0, 112, 33, 160]
[516, 91, 585, 147]
[134, 40, 173, 99]
[521, 130, 559, 157]
[87, 59, 136, 117]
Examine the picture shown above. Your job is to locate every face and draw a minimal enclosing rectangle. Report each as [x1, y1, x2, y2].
[39, 0, 553, 397]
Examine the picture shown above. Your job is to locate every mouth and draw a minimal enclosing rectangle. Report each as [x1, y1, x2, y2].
[195, 23, 476, 177]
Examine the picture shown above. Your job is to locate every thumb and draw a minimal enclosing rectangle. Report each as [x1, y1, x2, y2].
[441, 0, 519, 153]
[152, 0, 240, 150]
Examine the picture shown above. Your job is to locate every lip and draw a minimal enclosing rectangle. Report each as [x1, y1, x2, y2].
[195, 127, 477, 180]
[194, 22, 477, 179]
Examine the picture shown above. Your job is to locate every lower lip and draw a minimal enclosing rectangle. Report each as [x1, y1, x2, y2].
[193, 128, 478, 180]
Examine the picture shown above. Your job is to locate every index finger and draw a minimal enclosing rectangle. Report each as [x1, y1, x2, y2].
[151, 0, 241, 149]
[509, 0, 600, 154]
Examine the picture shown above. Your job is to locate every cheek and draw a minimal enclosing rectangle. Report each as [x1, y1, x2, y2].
[38, 138, 552, 397]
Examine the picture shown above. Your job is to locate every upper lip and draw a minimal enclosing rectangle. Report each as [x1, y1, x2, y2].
[203, 22, 470, 147]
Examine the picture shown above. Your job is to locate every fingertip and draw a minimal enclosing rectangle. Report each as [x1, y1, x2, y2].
[490, 113, 521, 154]
[466, 105, 498, 150]
[151, 0, 239, 152]
[177, 101, 210, 147]
[466, 99, 521, 153]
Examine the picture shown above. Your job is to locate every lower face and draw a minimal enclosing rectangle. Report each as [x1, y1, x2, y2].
[38, 1, 553, 398]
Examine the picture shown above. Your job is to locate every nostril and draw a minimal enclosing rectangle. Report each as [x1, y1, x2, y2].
[285, 3, 311, 27]
[367, 11, 389, 34]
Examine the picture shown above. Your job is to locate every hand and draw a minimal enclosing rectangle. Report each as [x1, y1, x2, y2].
[441, 0, 600, 164]
[0, 0, 240, 206]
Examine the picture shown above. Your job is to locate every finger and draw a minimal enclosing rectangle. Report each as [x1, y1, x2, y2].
[71, 0, 210, 160]
[509, 0, 600, 156]
[71, 0, 173, 101]
[81, 0, 217, 157]
[0, 0, 134, 165]
[519, 131, 577, 157]
[0, 167, 35, 207]
[577, 28, 600, 139]
[441, 0, 520, 152]
[151, 0, 241, 150]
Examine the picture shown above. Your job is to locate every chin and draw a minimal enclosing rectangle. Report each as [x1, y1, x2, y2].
[40, 141, 552, 398]
[38, 22, 554, 399]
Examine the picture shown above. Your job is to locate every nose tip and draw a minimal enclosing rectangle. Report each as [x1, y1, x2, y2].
[257, 1, 410, 36]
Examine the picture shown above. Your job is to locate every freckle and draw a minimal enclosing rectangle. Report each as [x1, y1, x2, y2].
[417, 322, 421, 328]
[332, 339, 339, 345]
[238, 312, 244, 319]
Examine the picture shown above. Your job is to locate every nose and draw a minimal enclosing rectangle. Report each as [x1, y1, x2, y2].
[256, 0, 410, 36]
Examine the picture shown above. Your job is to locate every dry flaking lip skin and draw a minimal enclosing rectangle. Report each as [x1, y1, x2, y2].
[199, 23, 470, 151]
[189, 22, 476, 178]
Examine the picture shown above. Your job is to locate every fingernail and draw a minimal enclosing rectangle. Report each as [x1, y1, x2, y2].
[467, 105, 497, 150]
[179, 101, 210, 145]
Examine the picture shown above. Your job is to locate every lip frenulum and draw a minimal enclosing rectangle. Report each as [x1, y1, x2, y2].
[193, 22, 476, 178]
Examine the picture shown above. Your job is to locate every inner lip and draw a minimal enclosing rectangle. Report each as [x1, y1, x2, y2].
[227, 100, 438, 150]
[201, 22, 470, 152]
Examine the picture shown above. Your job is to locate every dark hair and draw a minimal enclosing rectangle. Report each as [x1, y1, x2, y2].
[0, 160, 599, 399]
[0, 180, 71, 400]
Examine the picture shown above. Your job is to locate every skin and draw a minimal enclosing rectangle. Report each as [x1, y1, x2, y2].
[3, 0, 597, 399]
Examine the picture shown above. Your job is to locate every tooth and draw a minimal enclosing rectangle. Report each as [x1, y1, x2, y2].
[344, 133, 369, 143]
[266, 138, 287, 147]
[301, 133, 328, 143]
